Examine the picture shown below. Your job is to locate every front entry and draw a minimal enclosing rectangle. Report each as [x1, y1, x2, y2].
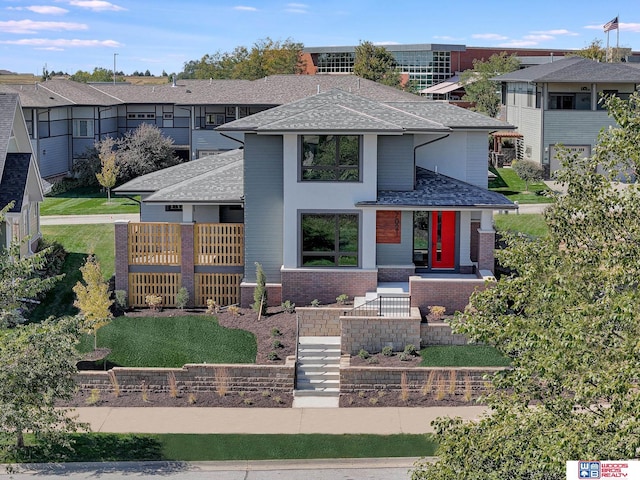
[413, 211, 457, 270]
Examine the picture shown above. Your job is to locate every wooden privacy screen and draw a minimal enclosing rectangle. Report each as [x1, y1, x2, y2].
[128, 272, 181, 307]
[195, 224, 244, 266]
[128, 223, 181, 265]
[195, 273, 242, 307]
[376, 211, 402, 244]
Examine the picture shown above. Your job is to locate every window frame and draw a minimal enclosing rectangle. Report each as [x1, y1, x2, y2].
[299, 135, 362, 182]
[299, 211, 361, 268]
[72, 119, 94, 138]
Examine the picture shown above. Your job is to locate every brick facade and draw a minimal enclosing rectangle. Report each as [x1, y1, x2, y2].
[477, 229, 496, 272]
[114, 221, 129, 294]
[240, 283, 283, 308]
[470, 221, 480, 262]
[281, 269, 378, 306]
[410, 275, 489, 315]
[377, 266, 416, 283]
[341, 308, 422, 355]
[75, 360, 295, 394]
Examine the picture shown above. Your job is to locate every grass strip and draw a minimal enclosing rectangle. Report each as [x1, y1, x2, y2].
[2, 433, 437, 463]
[76, 316, 257, 367]
[494, 213, 548, 238]
[489, 167, 551, 204]
[419, 345, 511, 367]
[42, 186, 140, 216]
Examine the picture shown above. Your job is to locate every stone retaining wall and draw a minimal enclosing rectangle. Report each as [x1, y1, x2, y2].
[341, 308, 422, 355]
[421, 321, 469, 346]
[297, 307, 345, 337]
[341, 364, 505, 397]
[75, 359, 295, 394]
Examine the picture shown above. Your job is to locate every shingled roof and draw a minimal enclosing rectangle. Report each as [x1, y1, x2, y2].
[494, 57, 640, 83]
[218, 89, 512, 133]
[0, 93, 19, 175]
[114, 149, 243, 204]
[0, 153, 31, 212]
[358, 167, 516, 209]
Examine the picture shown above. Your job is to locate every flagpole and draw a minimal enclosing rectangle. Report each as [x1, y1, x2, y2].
[606, 29, 610, 62]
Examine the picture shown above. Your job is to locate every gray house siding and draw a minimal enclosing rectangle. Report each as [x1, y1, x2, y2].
[192, 130, 244, 156]
[377, 135, 414, 191]
[243, 133, 283, 283]
[140, 204, 183, 223]
[507, 105, 542, 164]
[376, 210, 414, 265]
[38, 136, 70, 177]
[465, 131, 490, 188]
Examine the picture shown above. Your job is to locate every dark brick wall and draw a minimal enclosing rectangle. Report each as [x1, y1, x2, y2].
[410, 277, 489, 315]
[281, 270, 377, 306]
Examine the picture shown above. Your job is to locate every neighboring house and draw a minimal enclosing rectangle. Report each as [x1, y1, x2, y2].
[493, 57, 640, 176]
[0, 75, 421, 180]
[0, 93, 44, 256]
[216, 88, 516, 310]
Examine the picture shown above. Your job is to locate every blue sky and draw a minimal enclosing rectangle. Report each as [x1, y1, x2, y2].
[1, 0, 639, 76]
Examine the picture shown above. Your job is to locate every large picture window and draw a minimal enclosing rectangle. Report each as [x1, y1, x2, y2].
[301, 213, 359, 267]
[301, 135, 360, 181]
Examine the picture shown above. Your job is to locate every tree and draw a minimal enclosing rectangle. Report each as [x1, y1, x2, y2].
[353, 41, 401, 88]
[460, 52, 520, 117]
[0, 203, 62, 327]
[252, 262, 268, 316]
[95, 146, 119, 203]
[570, 38, 607, 62]
[70, 67, 118, 83]
[412, 93, 640, 479]
[73, 255, 113, 350]
[512, 159, 544, 191]
[0, 316, 87, 449]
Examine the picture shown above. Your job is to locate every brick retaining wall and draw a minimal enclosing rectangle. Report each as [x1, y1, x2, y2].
[75, 359, 295, 394]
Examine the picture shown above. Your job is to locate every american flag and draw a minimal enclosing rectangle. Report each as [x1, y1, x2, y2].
[604, 16, 619, 32]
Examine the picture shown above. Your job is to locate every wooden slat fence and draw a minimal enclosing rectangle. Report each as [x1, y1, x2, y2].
[129, 273, 181, 308]
[195, 224, 244, 265]
[195, 273, 242, 307]
[128, 223, 181, 265]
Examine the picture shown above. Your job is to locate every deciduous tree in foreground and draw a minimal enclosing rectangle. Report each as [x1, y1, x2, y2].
[412, 92, 640, 479]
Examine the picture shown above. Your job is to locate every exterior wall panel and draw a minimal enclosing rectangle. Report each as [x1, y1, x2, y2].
[377, 135, 414, 191]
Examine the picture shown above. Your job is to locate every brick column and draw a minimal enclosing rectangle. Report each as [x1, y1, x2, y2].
[114, 221, 129, 295]
[180, 223, 195, 307]
[477, 229, 495, 272]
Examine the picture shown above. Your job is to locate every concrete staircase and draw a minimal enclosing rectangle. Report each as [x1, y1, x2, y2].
[293, 336, 341, 406]
[353, 282, 411, 317]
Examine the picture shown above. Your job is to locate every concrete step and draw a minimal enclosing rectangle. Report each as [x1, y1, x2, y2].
[293, 388, 340, 397]
[298, 347, 341, 355]
[296, 377, 340, 387]
[296, 363, 340, 372]
[292, 395, 340, 407]
[298, 336, 340, 346]
[297, 372, 340, 381]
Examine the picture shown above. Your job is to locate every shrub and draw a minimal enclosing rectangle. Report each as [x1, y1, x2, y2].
[114, 290, 128, 310]
[271, 339, 283, 349]
[382, 346, 393, 357]
[268, 351, 279, 361]
[175, 287, 189, 309]
[206, 299, 219, 315]
[227, 305, 240, 316]
[358, 349, 370, 360]
[367, 356, 379, 365]
[145, 294, 162, 311]
[310, 299, 320, 307]
[252, 262, 268, 316]
[36, 238, 67, 278]
[428, 305, 446, 321]
[270, 327, 281, 337]
[403, 344, 417, 356]
[336, 294, 349, 305]
[399, 352, 410, 361]
[281, 300, 295, 313]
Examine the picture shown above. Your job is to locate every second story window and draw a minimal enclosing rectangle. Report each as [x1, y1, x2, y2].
[72, 119, 93, 138]
[301, 135, 360, 182]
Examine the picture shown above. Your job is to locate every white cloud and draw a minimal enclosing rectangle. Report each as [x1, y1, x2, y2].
[497, 40, 539, 48]
[524, 34, 554, 42]
[530, 29, 578, 36]
[234, 5, 258, 11]
[8, 6, 69, 15]
[433, 35, 464, 41]
[67, 1, 126, 12]
[37, 46, 65, 51]
[472, 33, 508, 41]
[0, 19, 87, 34]
[1, 38, 122, 48]
[285, 2, 309, 13]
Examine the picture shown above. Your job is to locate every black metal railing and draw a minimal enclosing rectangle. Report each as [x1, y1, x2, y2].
[344, 294, 411, 317]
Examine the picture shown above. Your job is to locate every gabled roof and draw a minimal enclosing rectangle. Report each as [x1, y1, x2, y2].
[114, 149, 243, 204]
[357, 167, 516, 209]
[0, 93, 19, 173]
[0, 153, 31, 212]
[494, 57, 640, 83]
[218, 89, 511, 133]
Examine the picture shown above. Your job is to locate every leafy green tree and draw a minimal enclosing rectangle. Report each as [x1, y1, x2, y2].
[353, 41, 401, 88]
[95, 148, 119, 203]
[70, 67, 119, 83]
[412, 92, 640, 480]
[460, 52, 520, 117]
[570, 39, 607, 62]
[0, 316, 87, 449]
[0, 203, 62, 327]
[512, 159, 544, 191]
[73, 255, 113, 350]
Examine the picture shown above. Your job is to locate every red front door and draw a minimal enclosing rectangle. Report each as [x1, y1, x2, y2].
[431, 211, 456, 269]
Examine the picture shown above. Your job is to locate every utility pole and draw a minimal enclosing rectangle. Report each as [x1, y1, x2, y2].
[113, 53, 118, 84]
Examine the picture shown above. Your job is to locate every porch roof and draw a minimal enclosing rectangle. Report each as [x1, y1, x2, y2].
[357, 167, 517, 210]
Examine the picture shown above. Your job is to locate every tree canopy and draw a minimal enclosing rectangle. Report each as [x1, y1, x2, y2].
[70, 67, 124, 83]
[179, 37, 305, 80]
[353, 41, 401, 88]
[412, 92, 640, 479]
[460, 52, 520, 117]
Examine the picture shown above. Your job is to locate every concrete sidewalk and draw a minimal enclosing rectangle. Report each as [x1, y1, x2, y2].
[70, 406, 489, 434]
[41, 213, 139, 225]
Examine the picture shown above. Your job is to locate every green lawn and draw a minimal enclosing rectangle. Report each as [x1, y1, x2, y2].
[419, 345, 511, 367]
[42, 186, 139, 216]
[77, 316, 257, 367]
[2, 433, 437, 463]
[29, 224, 114, 322]
[494, 213, 548, 237]
[489, 167, 552, 204]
